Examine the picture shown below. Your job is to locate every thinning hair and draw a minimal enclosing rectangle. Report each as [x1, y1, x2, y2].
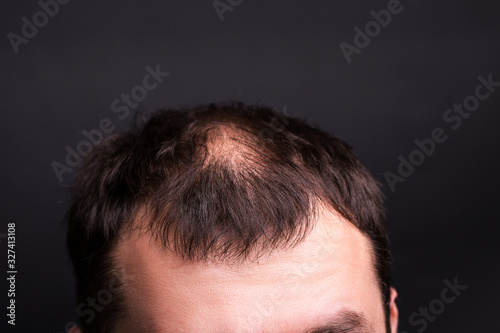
[66, 102, 392, 332]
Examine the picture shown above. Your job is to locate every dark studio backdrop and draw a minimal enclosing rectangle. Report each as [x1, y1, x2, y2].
[1, 0, 499, 332]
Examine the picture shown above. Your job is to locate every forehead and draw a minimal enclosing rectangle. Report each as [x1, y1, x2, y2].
[113, 209, 385, 332]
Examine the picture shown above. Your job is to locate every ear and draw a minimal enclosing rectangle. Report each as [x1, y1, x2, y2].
[389, 287, 399, 333]
[68, 326, 83, 333]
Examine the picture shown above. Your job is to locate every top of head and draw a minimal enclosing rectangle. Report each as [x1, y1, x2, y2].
[66, 102, 391, 332]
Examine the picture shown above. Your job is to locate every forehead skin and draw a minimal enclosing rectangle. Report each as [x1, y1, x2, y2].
[113, 208, 386, 332]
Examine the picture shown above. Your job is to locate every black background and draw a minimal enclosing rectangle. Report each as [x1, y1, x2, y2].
[1, 0, 499, 332]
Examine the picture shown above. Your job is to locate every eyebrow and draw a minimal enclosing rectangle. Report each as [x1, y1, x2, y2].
[302, 310, 374, 333]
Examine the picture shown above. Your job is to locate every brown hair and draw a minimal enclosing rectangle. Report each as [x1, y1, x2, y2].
[66, 102, 392, 332]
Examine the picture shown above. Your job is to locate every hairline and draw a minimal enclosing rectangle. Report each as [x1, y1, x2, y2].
[106, 204, 386, 332]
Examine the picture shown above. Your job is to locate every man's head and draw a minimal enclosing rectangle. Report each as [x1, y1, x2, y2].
[66, 102, 398, 332]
